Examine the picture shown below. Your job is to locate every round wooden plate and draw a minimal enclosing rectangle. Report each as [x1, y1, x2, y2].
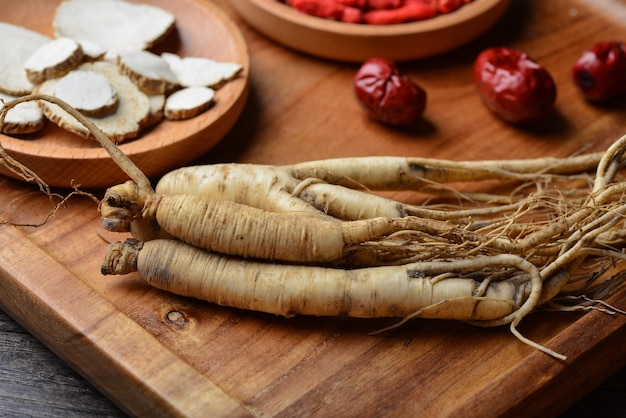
[0, 0, 250, 189]
[230, 0, 510, 62]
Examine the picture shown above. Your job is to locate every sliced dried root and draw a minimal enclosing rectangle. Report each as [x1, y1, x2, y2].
[0, 92, 45, 135]
[53, 70, 119, 117]
[161, 53, 243, 88]
[77, 39, 106, 62]
[164, 87, 215, 121]
[144, 94, 166, 127]
[35, 61, 149, 142]
[0, 22, 51, 96]
[53, 0, 176, 56]
[2, 1, 245, 142]
[24, 37, 84, 85]
[117, 50, 179, 95]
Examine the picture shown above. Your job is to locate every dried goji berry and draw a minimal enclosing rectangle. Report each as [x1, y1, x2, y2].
[279, 0, 471, 24]
[366, 0, 403, 10]
[286, 0, 345, 20]
[437, 0, 463, 14]
[337, 0, 366, 7]
[363, 3, 438, 24]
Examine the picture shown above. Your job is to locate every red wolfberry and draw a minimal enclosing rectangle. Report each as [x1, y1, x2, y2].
[341, 6, 363, 22]
[363, 3, 438, 24]
[404, 0, 437, 5]
[366, 0, 403, 10]
[572, 41, 626, 102]
[353, 57, 427, 126]
[337, 0, 366, 7]
[286, 0, 345, 20]
[437, 0, 463, 14]
[280, 0, 471, 24]
[473, 47, 557, 124]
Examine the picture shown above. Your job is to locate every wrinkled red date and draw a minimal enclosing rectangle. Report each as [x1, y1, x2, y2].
[473, 47, 557, 124]
[353, 58, 427, 126]
[572, 41, 626, 102]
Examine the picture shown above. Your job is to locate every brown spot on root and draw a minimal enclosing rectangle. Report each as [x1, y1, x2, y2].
[407, 162, 427, 176]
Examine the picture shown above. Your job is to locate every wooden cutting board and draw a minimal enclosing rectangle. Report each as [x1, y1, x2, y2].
[1, 0, 626, 416]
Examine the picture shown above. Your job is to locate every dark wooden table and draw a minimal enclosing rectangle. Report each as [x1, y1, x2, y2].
[3, 0, 626, 416]
[0, 308, 624, 416]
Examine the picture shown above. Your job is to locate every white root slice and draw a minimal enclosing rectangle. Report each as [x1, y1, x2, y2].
[35, 61, 150, 142]
[0, 22, 51, 96]
[164, 86, 215, 121]
[161, 52, 243, 88]
[54, 0, 175, 56]
[24, 37, 84, 85]
[54, 70, 119, 117]
[118, 50, 178, 95]
[144, 94, 166, 127]
[0, 93, 45, 135]
[77, 39, 106, 62]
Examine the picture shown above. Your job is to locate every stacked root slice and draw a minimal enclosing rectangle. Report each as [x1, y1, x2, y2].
[0, 0, 242, 141]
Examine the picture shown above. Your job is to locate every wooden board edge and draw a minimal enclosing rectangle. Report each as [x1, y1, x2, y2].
[452, 289, 626, 416]
[0, 225, 250, 418]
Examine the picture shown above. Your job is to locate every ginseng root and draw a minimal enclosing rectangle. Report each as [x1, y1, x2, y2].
[100, 179, 495, 265]
[102, 238, 538, 322]
[102, 237, 561, 356]
[156, 153, 603, 221]
[3, 94, 626, 360]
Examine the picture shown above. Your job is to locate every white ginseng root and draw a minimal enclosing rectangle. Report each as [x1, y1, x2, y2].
[3, 94, 626, 361]
[102, 238, 560, 357]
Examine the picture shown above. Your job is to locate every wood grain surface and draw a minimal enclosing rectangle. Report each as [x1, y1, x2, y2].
[2, 0, 626, 416]
[1, 307, 624, 416]
[0, 309, 125, 417]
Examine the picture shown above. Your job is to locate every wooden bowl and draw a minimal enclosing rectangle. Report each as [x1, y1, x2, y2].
[0, 0, 249, 189]
[230, 0, 510, 62]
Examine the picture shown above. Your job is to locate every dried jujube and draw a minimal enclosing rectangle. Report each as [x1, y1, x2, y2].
[572, 41, 626, 102]
[353, 57, 427, 126]
[473, 47, 557, 124]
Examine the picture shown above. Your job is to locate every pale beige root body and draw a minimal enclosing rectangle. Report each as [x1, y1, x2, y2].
[286, 155, 604, 189]
[155, 163, 328, 217]
[158, 155, 603, 200]
[101, 180, 480, 264]
[102, 238, 536, 322]
[155, 153, 603, 226]
[4, 94, 626, 361]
